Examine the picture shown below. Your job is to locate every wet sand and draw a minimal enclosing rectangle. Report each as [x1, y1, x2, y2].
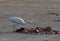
[0, 0, 60, 41]
[0, 0, 60, 32]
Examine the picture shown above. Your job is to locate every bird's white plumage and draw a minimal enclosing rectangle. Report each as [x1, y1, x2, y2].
[9, 17, 33, 29]
[9, 17, 26, 25]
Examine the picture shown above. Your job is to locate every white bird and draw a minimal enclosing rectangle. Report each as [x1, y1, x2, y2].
[9, 17, 31, 30]
[9, 17, 26, 25]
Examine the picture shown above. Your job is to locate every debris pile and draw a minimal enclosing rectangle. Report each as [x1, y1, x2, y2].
[13, 26, 60, 35]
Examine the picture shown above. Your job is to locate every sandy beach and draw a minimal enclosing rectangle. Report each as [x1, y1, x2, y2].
[0, 0, 60, 32]
[0, 0, 60, 41]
